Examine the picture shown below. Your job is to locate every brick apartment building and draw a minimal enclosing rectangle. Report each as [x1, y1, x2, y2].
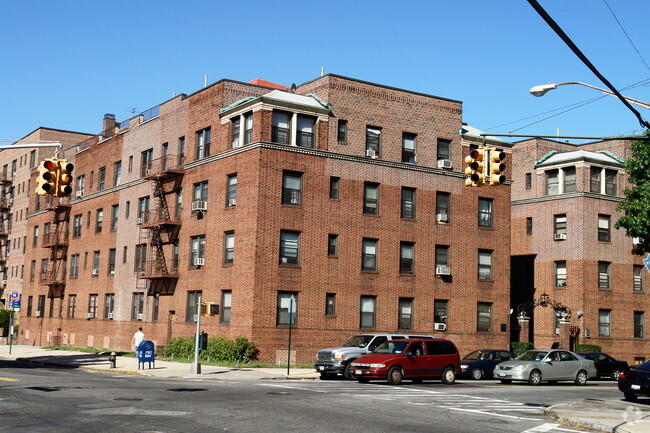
[510, 138, 649, 363]
[9, 74, 513, 363]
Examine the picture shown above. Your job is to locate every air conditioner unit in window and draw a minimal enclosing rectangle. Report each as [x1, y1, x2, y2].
[633, 237, 644, 245]
[554, 233, 567, 240]
[86, 313, 93, 319]
[137, 313, 143, 321]
[136, 271, 145, 277]
[437, 159, 453, 169]
[436, 266, 451, 276]
[76, 191, 83, 198]
[366, 149, 376, 158]
[192, 200, 207, 212]
[436, 213, 448, 223]
[8, 197, 13, 204]
[228, 198, 236, 207]
[35, 311, 42, 317]
[136, 217, 144, 225]
[280, 257, 288, 264]
[194, 258, 204, 266]
[91, 269, 99, 276]
[1, 279, 6, 285]
[434, 322, 447, 332]
[108, 313, 114, 320]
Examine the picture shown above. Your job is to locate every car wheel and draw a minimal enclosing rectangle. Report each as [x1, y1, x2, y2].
[624, 392, 638, 402]
[528, 370, 542, 385]
[343, 362, 354, 380]
[441, 366, 456, 384]
[611, 369, 622, 380]
[471, 367, 484, 380]
[575, 370, 588, 385]
[387, 366, 403, 385]
[500, 379, 512, 384]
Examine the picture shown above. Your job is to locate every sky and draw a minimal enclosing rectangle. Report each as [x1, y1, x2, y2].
[2, 0, 650, 144]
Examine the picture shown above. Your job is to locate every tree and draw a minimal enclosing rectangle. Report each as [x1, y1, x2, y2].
[615, 131, 650, 255]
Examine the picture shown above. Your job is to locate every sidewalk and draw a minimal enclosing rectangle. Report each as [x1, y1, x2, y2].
[2, 344, 650, 432]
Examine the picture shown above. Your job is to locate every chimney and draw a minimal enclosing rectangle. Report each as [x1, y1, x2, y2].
[102, 114, 116, 137]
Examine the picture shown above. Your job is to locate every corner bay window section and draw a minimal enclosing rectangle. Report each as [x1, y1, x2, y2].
[279, 230, 300, 265]
[362, 238, 378, 272]
[272, 111, 291, 144]
[277, 292, 297, 326]
[363, 182, 379, 215]
[360, 296, 376, 329]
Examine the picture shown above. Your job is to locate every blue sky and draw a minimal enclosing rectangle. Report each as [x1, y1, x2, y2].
[2, 0, 649, 143]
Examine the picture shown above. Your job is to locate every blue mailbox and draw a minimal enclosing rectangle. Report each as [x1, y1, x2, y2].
[137, 340, 155, 370]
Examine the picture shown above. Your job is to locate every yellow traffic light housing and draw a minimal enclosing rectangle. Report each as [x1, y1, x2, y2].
[464, 148, 486, 187]
[200, 302, 219, 316]
[57, 159, 74, 197]
[35, 159, 58, 195]
[489, 150, 507, 185]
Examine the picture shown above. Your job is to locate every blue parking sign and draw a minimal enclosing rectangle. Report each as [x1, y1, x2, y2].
[644, 254, 650, 273]
[10, 291, 18, 300]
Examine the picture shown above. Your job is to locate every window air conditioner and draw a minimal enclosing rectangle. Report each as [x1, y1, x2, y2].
[35, 311, 42, 317]
[137, 313, 144, 321]
[554, 233, 567, 240]
[192, 200, 207, 212]
[136, 271, 146, 277]
[91, 269, 99, 276]
[633, 237, 644, 245]
[1, 279, 6, 285]
[108, 313, 114, 320]
[436, 266, 451, 276]
[194, 258, 205, 266]
[434, 323, 447, 332]
[437, 159, 453, 169]
[228, 198, 236, 207]
[76, 191, 84, 198]
[8, 197, 13, 204]
[86, 313, 93, 319]
[136, 217, 144, 225]
[366, 149, 376, 158]
[281, 257, 288, 264]
[436, 213, 448, 223]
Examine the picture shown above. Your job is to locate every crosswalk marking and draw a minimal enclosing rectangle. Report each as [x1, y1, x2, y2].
[522, 423, 583, 432]
[0, 377, 19, 382]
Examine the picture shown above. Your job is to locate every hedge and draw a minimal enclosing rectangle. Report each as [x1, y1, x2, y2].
[164, 335, 258, 363]
[575, 344, 601, 353]
[511, 341, 534, 356]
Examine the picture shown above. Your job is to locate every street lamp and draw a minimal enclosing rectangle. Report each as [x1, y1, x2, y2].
[530, 81, 650, 110]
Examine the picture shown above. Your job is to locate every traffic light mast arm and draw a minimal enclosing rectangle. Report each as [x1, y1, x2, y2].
[0, 141, 62, 150]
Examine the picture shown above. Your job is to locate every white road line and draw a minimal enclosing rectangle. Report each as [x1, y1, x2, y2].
[439, 406, 543, 421]
[521, 423, 583, 433]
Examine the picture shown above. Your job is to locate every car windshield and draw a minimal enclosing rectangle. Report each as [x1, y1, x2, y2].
[373, 340, 409, 355]
[464, 350, 488, 360]
[517, 351, 548, 362]
[635, 362, 650, 371]
[343, 335, 374, 348]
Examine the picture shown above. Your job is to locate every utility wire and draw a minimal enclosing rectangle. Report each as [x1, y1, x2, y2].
[602, 0, 650, 73]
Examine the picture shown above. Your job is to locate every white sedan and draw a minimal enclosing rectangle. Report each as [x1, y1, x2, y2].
[494, 349, 597, 385]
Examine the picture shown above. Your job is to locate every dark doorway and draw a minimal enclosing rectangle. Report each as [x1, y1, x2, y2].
[510, 255, 536, 344]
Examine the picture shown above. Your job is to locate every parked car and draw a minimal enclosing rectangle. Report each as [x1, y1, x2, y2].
[349, 338, 460, 385]
[459, 349, 516, 380]
[578, 352, 628, 380]
[315, 333, 435, 379]
[618, 361, 650, 401]
[494, 349, 597, 385]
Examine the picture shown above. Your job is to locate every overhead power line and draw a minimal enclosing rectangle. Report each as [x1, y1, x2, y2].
[602, 0, 650, 73]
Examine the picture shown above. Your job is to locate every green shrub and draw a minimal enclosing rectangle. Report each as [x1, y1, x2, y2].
[0, 310, 10, 336]
[575, 344, 601, 353]
[511, 342, 534, 356]
[164, 335, 258, 363]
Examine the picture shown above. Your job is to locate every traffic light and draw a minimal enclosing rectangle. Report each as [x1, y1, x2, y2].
[200, 302, 219, 316]
[464, 148, 486, 187]
[489, 151, 507, 185]
[57, 159, 74, 196]
[35, 159, 58, 195]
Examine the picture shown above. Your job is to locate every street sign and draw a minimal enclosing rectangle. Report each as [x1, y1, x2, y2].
[10, 291, 18, 300]
[644, 254, 650, 273]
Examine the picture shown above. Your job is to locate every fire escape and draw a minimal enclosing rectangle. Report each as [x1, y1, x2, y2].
[137, 154, 183, 296]
[0, 172, 11, 303]
[40, 200, 70, 299]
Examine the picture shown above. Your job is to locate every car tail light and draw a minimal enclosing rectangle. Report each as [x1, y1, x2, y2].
[618, 371, 625, 379]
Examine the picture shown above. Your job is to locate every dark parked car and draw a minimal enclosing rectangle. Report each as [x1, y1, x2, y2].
[350, 338, 460, 385]
[578, 352, 628, 380]
[618, 361, 650, 402]
[459, 350, 516, 380]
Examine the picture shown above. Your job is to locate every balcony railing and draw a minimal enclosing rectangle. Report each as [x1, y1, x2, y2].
[139, 207, 182, 226]
[142, 154, 185, 178]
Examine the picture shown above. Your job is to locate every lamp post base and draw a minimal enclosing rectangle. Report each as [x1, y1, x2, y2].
[191, 362, 202, 374]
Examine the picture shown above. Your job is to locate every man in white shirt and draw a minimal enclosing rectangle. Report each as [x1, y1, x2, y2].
[132, 327, 144, 353]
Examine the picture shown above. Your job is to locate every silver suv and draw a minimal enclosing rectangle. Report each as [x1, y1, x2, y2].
[315, 333, 435, 379]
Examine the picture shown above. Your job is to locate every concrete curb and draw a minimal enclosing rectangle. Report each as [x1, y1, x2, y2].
[546, 405, 613, 433]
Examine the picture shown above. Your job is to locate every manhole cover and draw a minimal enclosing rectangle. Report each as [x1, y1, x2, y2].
[113, 397, 143, 401]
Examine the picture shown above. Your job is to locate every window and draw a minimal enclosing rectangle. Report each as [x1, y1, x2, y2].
[76, 175, 85, 195]
[325, 293, 336, 316]
[111, 204, 119, 230]
[33, 226, 39, 247]
[175, 189, 182, 219]
[195, 128, 211, 160]
[546, 169, 559, 195]
[132, 292, 144, 320]
[525, 173, 532, 190]
[104, 294, 115, 319]
[30, 260, 36, 282]
[634, 265, 644, 292]
[98, 167, 106, 191]
[88, 294, 98, 319]
[563, 166, 576, 193]
[186, 291, 202, 322]
[402, 133, 416, 163]
[231, 116, 240, 148]
[634, 312, 644, 338]
[365, 126, 381, 157]
[224, 231, 234, 265]
[37, 295, 45, 317]
[329, 177, 340, 199]
[478, 250, 492, 280]
[67, 294, 76, 318]
[30, 150, 36, 169]
[277, 292, 297, 326]
[114, 161, 122, 186]
[362, 238, 378, 271]
[135, 244, 147, 273]
[95, 209, 103, 233]
[554, 214, 566, 235]
[178, 136, 185, 166]
[598, 261, 610, 289]
[141, 148, 153, 177]
[526, 217, 533, 235]
[190, 235, 206, 267]
[193, 181, 208, 206]
[70, 254, 79, 278]
[282, 171, 302, 205]
[401, 187, 415, 219]
[590, 167, 601, 193]
[73, 214, 82, 238]
[328, 234, 338, 257]
[138, 196, 150, 221]
[152, 295, 159, 322]
[478, 198, 493, 228]
[555, 261, 567, 287]
[272, 111, 291, 144]
[477, 303, 492, 332]
[598, 214, 611, 242]
[437, 138, 450, 161]
[221, 291, 231, 324]
[360, 296, 376, 328]
[108, 248, 116, 275]
[605, 169, 617, 195]
[244, 112, 253, 145]
[598, 309, 611, 337]
[226, 174, 237, 207]
[436, 192, 450, 223]
[279, 230, 300, 265]
[297, 115, 315, 148]
[92, 251, 100, 274]
[398, 298, 414, 330]
[363, 182, 379, 215]
[435, 245, 449, 268]
[400, 242, 415, 274]
[337, 120, 347, 142]
[434, 300, 448, 327]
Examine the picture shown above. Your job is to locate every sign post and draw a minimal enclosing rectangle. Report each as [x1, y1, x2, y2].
[8, 292, 19, 355]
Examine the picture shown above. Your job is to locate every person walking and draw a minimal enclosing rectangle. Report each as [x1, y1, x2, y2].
[132, 327, 145, 354]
